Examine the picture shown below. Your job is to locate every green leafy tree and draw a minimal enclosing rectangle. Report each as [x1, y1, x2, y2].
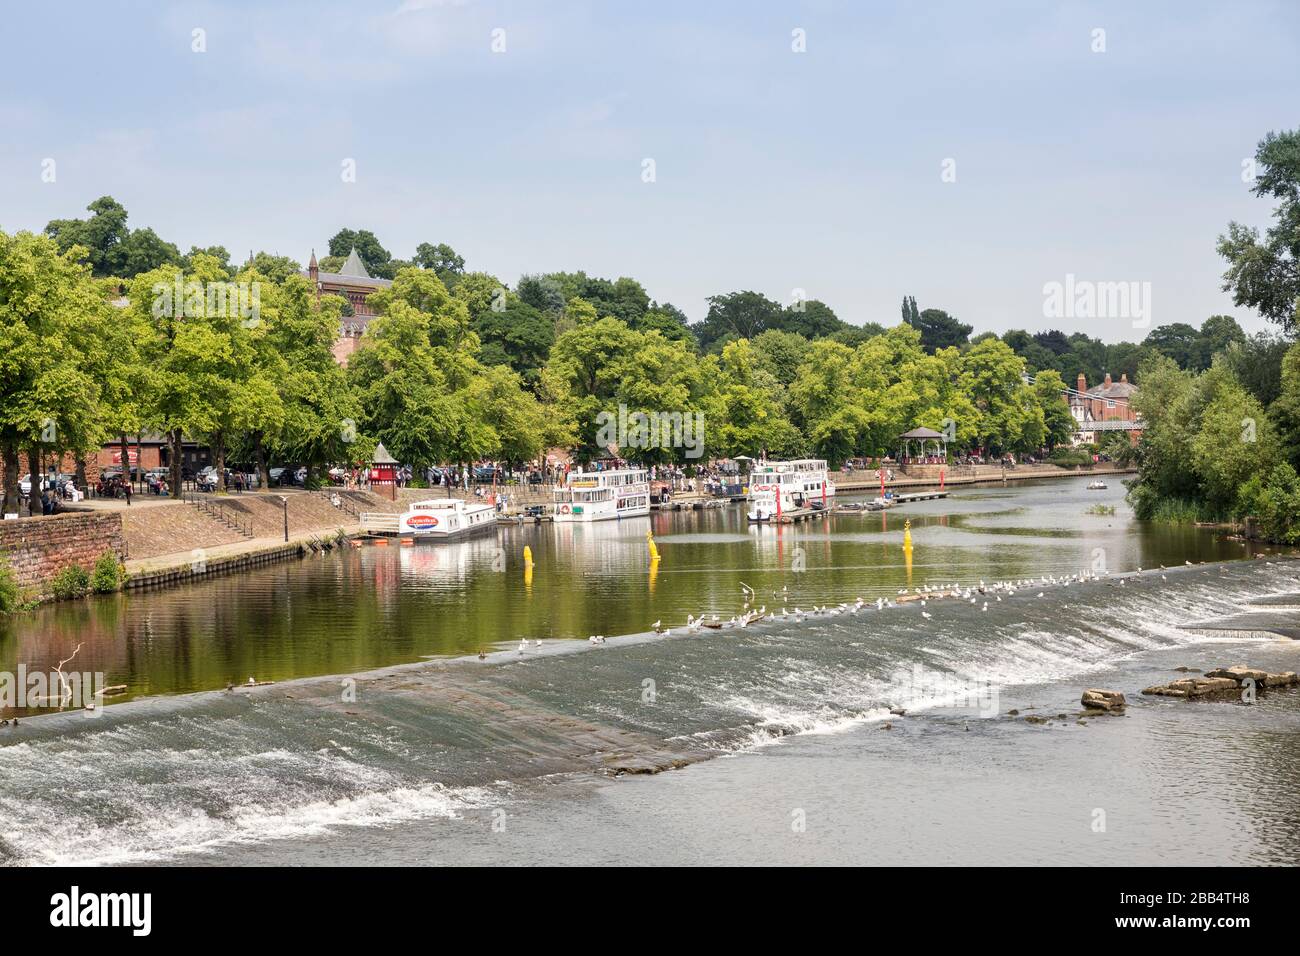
[0, 231, 112, 513]
[414, 242, 466, 285]
[327, 229, 393, 278]
[906, 307, 972, 352]
[694, 291, 784, 352]
[1218, 128, 1300, 331]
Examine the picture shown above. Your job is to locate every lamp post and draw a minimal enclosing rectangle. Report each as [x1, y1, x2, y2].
[279, 495, 288, 542]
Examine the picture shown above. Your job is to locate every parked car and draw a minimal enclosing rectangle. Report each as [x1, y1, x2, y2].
[473, 465, 503, 483]
[327, 466, 348, 484]
[196, 466, 239, 492]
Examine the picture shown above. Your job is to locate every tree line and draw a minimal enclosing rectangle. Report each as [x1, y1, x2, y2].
[7, 118, 1294, 515]
[1125, 127, 1300, 541]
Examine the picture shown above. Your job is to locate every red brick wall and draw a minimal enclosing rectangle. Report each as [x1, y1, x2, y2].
[0, 512, 125, 594]
[95, 444, 163, 470]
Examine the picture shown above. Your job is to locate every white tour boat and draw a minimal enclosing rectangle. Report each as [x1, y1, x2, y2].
[747, 459, 836, 522]
[359, 497, 498, 541]
[553, 468, 651, 522]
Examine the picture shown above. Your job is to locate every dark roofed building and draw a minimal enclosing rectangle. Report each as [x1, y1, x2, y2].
[304, 247, 393, 364]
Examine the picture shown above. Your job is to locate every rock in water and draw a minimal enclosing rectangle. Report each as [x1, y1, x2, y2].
[1143, 676, 1240, 698]
[1205, 666, 1268, 682]
[1081, 688, 1126, 711]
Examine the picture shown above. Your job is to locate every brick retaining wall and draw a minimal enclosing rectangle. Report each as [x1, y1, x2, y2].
[0, 511, 125, 594]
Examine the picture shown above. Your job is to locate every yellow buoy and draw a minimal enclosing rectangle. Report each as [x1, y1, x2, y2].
[646, 530, 660, 562]
[523, 545, 534, 566]
[903, 519, 913, 553]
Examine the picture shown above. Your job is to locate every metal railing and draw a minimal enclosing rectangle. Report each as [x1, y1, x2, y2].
[358, 512, 400, 534]
[183, 492, 254, 538]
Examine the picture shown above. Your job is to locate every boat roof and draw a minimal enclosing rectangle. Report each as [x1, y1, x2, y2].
[571, 468, 647, 477]
[753, 459, 826, 470]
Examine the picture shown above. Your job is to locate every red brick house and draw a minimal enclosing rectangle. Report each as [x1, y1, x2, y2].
[1070, 372, 1142, 446]
[305, 248, 393, 365]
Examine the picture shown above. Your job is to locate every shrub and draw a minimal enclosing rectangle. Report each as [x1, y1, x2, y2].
[1237, 462, 1300, 544]
[91, 551, 124, 593]
[49, 564, 90, 600]
[0, 558, 19, 614]
[1049, 448, 1093, 468]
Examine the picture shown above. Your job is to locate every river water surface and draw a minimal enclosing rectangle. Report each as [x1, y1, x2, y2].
[2, 477, 1298, 865]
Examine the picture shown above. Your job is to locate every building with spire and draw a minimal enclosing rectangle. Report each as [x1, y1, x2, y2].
[303, 247, 393, 364]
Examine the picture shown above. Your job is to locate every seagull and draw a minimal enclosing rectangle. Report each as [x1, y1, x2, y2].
[1037, 592, 1044, 598]
[921, 611, 932, 620]
[652, 619, 663, 633]
[589, 635, 606, 644]
[247, 677, 256, 685]
[518, 640, 528, 653]
[982, 602, 988, 612]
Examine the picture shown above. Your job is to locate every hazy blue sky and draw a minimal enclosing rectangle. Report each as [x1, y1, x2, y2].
[2, 0, 1297, 341]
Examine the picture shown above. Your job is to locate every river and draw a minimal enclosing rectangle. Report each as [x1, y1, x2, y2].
[2, 476, 1298, 865]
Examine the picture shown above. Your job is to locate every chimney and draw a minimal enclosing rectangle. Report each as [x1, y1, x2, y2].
[1103, 372, 1112, 387]
[1120, 372, 1128, 384]
[1076, 373, 1087, 394]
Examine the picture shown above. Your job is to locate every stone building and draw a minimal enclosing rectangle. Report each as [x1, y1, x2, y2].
[304, 248, 393, 364]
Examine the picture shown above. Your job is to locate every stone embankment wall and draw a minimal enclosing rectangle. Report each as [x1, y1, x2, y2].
[0, 512, 125, 593]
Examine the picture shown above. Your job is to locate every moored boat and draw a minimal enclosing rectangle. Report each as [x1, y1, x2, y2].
[360, 498, 498, 541]
[553, 468, 651, 522]
[747, 459, 835, 521]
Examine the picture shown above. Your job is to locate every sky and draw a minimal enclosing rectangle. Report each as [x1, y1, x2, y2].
[1, 0, 1297, 342]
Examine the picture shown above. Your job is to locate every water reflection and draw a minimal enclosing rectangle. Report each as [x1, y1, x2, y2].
[0, 477, 1274, 714]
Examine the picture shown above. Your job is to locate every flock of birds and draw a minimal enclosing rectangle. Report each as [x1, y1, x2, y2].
[494, 560, 1215, 656]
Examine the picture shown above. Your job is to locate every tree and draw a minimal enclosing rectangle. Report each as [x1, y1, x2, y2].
[710, 340, 801, 458]
[248, 252, 303, 283]
[1195, 314, 1246, 369]
[1219, 333, 1289, 406]
[129, 254, 278, 493]
[1218, 128, 1300, 331]
[247, 271, 357, 486]
[1031, 370, 1076, 449]
[1144, 323, 1202, 369]
[44, 196, 179, 278]
[959, 338, 1042, 453]
[693, 291, 784, 351]
[472, 297, 555, 383]
[347, 267, 481, 469]
[327, 229, 393, 278]
[516, 274, 566, 314]
[0, 231, 113, 514]
[907, 307, 972, 352]
[779, 299, 848, 339]
[414, 242, 465, 285]
[44, 196, 129, 277]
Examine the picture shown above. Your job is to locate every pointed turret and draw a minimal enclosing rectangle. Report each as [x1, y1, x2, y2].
[339, 247, 370, 278]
